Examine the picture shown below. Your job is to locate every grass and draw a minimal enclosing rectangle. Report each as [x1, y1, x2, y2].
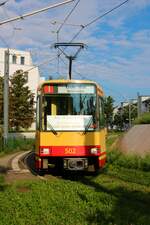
[0, 138, 35, 156]
[107, 148, 150, 172]
[0, 175, 5, 191]
[106, 131, 123, 149]
[0, 166, 150, 225]
[134, 112, 150, 124]
[106, 131, 150, 172]
[0, 131, 149, 225]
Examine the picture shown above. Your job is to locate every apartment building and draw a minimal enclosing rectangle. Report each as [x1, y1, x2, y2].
[0, 48, 40, 98]
[0, 48, 40, 130]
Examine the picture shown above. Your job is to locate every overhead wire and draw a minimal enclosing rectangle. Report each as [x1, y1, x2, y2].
[0, 0, 10, 7]
[2, 0, 129, 78]
[54, 0, 129, 95]
[84, 0, 129, 28]
[68, 0, 130, 43]
[0, 0, 75, 26]
[0, 1, 58, 77]
[1, 0, 130, 80]
[1, 5, 18, 47]
[59, 55, 128, 101]
[53, 0, 130, 76]
[57, 0, 81, 33]
[51, 20, 83, 27]
[55, 0, 81, 75]
[0, 1, 10, 47]
[0, 1, 23, 48]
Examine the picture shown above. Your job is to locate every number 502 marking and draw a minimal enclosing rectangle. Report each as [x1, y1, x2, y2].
[65, 147, 76, 154]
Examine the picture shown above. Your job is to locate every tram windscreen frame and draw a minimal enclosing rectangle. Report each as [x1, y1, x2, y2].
[41, 83, 99, 132]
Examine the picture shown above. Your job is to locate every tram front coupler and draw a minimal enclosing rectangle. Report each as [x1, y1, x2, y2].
[63, 158, 88, 170]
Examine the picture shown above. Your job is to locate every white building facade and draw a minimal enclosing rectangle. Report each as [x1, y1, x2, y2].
[0, 48, 40, 97]
[0, 48, 40, 130]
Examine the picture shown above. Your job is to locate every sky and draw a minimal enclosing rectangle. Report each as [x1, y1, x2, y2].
[0, 0, 150, 105]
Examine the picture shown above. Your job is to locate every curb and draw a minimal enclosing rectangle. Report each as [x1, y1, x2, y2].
[11, 151, 31, 172]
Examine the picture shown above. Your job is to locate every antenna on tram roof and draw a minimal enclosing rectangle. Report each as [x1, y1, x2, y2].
[54, 42, 85, 80]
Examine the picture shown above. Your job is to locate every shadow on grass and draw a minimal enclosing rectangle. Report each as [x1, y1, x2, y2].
[60, 166, 150, 225]
[0, 166, 10, 174]
[77, 176, 150, 225]
[23, 152, 150, 224]
[26, 152, 64, 177]
[0, 183, 7, 192]
[0, 173, 7, 192]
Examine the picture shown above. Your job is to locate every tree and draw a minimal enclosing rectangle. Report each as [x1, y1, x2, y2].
[113, 104, 137, 130]
[9, 70, 35, 131]
[104, 96, 114, 130]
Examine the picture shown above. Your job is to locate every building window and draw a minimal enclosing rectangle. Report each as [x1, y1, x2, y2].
[20, 56, 25, 65]
[12, 55, 17, 64]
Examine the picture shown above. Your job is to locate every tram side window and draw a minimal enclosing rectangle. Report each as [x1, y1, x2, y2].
[36, 96, 40, 130]
[43, 97, 51, 130]
[99, 97, 105, 128]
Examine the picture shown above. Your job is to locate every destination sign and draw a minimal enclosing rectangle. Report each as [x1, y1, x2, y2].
[43, 83, 96, 94]
[58, 85, 95, 94]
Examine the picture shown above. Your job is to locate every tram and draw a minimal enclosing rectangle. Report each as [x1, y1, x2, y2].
[35, 79, 106, 172]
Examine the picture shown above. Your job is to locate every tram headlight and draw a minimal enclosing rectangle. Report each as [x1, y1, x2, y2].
[90, 148, 99, 155]
[40, 148, 50, 155]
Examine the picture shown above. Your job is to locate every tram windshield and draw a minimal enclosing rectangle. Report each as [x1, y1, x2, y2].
[41, 83, 97, 131]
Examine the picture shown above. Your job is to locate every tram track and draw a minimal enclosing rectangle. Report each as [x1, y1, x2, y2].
[1, 150, 49, 182]
[4, 150, 148, 188]
[6, 150, 99, 183]
[22, 151, 60, 180]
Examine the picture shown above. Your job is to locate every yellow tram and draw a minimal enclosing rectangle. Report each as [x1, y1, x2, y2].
[35, 79, 106, 172]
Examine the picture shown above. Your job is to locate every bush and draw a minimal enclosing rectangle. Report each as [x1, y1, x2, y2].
[134, 112, 150, 124]
[107, 149, 150, 171]
[0, 138, 35, 156]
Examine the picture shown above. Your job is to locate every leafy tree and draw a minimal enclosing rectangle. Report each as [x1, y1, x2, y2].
[9, 70, 35, 131]
[113, 110, 123, 130]
[114, 104, 137, 130]
[104, 96, 114, 130]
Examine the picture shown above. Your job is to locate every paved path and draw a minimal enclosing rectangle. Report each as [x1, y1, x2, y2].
[118, 125, 150, 156]
[0, 152, 21, 172]
[0, 151, 40, 183]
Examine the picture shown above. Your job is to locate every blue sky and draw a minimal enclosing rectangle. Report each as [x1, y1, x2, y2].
[0, 0, 150, 105]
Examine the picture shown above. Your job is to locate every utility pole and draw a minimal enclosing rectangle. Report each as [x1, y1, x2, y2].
[137, 92, 142, 118]
[3, 49, 9, 145]
[120, 102, 124, 128]
[129, 100, 131, 128]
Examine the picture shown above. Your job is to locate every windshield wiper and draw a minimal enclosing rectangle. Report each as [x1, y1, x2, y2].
[47, 122, 58, 135]
[82, 117, 93, 135]
[78, 95, 87, 115]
